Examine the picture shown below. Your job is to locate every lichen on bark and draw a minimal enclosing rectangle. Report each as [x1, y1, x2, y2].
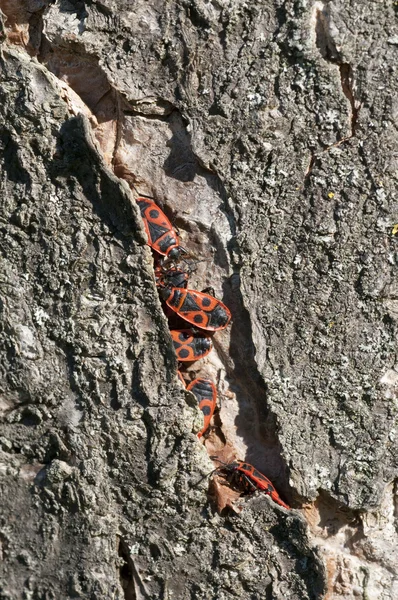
[0, 1, 397, 599]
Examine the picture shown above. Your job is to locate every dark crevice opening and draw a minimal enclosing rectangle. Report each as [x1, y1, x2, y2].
[339, 62, 360, 138]
[3, 0, 293, 512]
[301, 5, 362, 183]
[118, 538, 137, 600]
[315, 6, 360, 140]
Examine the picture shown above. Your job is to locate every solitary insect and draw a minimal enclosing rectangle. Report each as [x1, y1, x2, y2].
[187, 378, 217, 438]
[171, 329, 212, 362]
[211, 458, 290, 510]
[159, 286, 231, 331]
[136, 197, 187, 260]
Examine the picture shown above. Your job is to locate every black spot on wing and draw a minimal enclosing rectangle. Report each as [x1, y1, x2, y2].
[253, 469, 267, 480]
[200, 405, 212, 416]
[190, 379, 213, 401]
[201, 296, 211, 307]
[197, 380, 213, 394]
[179, 348, 189, 359]
[168, 271, 187, 287]
[136, 198, 152, 215]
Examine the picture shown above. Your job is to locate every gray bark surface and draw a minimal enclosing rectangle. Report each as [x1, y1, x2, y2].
[0, 1, 397, 599]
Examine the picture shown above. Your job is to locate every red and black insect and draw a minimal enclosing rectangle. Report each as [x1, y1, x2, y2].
[159, 286, 231, 331]
[187, 378, 217, 438]
[171, 329, 212, 362]
[211, 458, 290, 510]
[136, 197, 186, 260]
[155, 264, 189, 289]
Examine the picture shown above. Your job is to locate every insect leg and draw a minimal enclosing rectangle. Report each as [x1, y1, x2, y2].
[201, 286, 215, 296]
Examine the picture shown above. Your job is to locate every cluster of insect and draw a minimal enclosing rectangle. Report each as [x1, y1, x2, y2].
[136, 195, 290, 510]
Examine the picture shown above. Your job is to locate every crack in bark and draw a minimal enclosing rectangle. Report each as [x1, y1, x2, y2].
[118, 537, 149, 600]
[304, 3, 361, 183]
[314, 3, 360, 140]
[0, 0, 295, 516]
[339, 62, 359, 139]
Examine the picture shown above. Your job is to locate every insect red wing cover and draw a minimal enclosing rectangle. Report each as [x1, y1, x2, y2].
[187, 378, 217, 438]
[270, 492, 290, 510]
[136, 197, 179, 257]
[170, 329, 212, 362]
[164, 288, 231, 331]
[235, 462, 291, 510]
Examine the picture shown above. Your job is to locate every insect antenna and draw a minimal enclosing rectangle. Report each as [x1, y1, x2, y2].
[191, 467, 220, 488]
[209, 456, 229, 466]
[182, 257, 205, 273]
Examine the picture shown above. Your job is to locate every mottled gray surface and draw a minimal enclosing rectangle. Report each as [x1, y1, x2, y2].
[0, 0, 397, 598]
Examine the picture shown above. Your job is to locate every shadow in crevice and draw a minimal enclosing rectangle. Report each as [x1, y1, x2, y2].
[162, 110, 237, 284]
[130, 361, 151, 410]
[49, 115, 136, 244]
[221, 275, 291, 502]
[163, 112, 198, 183]
[163, 110, 236, 246]
[163, 111, 231, 204]
[315, 489, 362, 537]
[268, 516, 327, 600]
[0, 128, 31, 185]
[118, 538, 137, 600]
[161, 104, 291, 505]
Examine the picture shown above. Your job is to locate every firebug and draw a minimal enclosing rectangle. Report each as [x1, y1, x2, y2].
[155, 265, 189, 289]
[136, 197, 186, 260]
[159, 286, 231, 331]
[171, 329, 212, 362]
[187, 378, 217, 438]
[211, 458, 290, 510]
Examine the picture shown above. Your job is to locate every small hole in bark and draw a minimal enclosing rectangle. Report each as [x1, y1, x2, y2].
[118, 539, 136, 600]
[19, 409, 41, 426]
[149, 543, 161, 559]
[314, 6, 341, 62]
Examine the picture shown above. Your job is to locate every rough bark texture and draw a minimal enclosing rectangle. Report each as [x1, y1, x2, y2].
[0, 1, 397, 599]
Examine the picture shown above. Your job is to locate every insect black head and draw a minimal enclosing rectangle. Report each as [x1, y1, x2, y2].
[168, 247, 182, 261]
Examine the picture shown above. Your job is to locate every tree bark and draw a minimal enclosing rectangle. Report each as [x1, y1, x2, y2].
[0, 1, 397, 599]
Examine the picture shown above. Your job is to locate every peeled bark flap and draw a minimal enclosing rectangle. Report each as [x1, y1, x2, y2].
[1, 1, 397, 599]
